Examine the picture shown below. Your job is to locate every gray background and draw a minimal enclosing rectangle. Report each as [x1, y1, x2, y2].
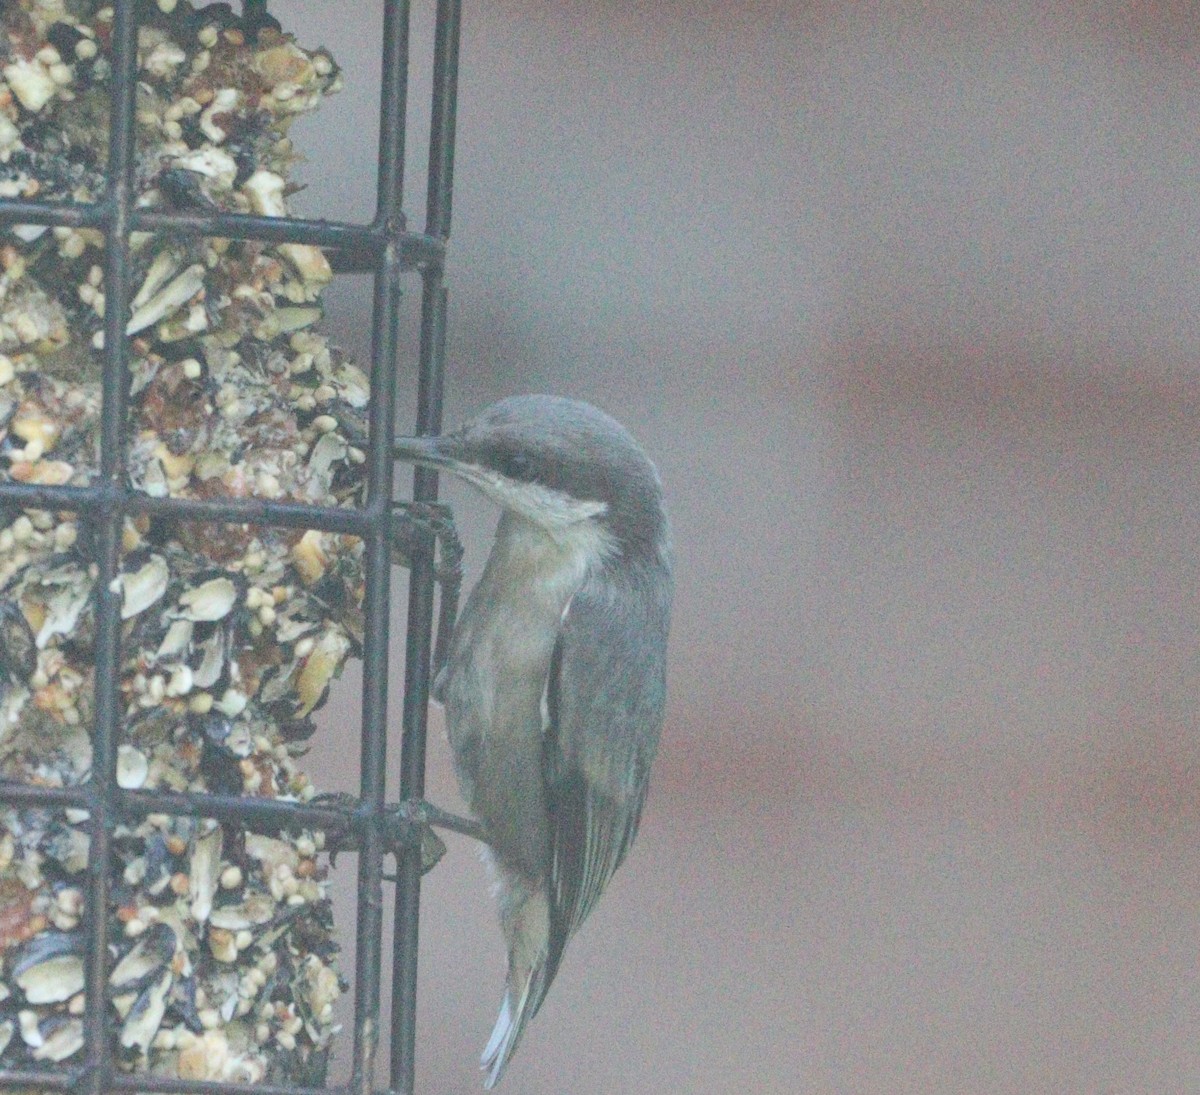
[284, 1, 1200, 1090]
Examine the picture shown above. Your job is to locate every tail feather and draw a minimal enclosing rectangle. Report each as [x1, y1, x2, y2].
[479, 852, 554, 1085]
[481, 965, 544, 1089]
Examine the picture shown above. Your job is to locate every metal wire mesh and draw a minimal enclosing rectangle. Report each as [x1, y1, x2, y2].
[0, 2, 461, 1093]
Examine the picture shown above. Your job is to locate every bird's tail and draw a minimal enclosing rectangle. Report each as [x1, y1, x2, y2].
[481, 966, 540, 1088]
[480, 873, 553, 1088]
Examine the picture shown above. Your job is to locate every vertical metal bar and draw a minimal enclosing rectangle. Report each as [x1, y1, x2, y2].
[84, 0, 139, 1091]
[375, 0, 412, 227]
[351, 2, 410, 1092]
[426, 0, 463, 240]
[390, 279, 447, 1095]
[98, 19, 138, 476]
[391, 1, 461, 1083]
[350, 261, 402, 1095]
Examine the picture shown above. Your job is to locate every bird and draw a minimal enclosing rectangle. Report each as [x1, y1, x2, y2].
[393, 394, 673, 1087]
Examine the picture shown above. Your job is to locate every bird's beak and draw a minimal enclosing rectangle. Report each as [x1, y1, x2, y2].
[393, 434, 459, 470]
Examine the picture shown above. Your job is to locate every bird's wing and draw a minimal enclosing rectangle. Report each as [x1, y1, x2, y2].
[538, 576, 669, 999]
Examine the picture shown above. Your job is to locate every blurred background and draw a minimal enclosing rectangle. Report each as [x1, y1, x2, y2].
[284, 1, 1200, 1090]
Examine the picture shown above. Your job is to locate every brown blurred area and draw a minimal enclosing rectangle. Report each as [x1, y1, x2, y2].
[288, 1, 1200, 1090]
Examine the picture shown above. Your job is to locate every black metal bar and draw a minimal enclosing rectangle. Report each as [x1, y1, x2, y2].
[375, 0, 412, 230]
[390, 1, 462, 1079]
[0, 481, 116, 511]
[348, 0, 413, 1090]
[108, 1076, 341, 1095]
[0, 481, 474, 601]
[0, 1068, 83, 1090]
[0, 201, 105, 229]
[426, 0, 463, 240]
[0, 1066, 355, 1095]
[0, 781, 481, 848]
[422, 311, 458, 681]
[128, 491, 375, 533]
[390, 279, 450, 1095]
[109, 1075, 338, 1095]
[0, 483, 370, 533]
[0, 203, 446, 269]
[0, 485, 393, 541]
[0, 783, 90, 810]
[351, 277, 400, 1095]
[132, 210, 391, 251]
[118, 788, 354, 833]
[81, 1, 139, 1092]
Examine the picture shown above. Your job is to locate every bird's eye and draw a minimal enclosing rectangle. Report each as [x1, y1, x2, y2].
[500, 450, 531, 480]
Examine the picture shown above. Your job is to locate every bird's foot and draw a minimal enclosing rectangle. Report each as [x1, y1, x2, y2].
[390, 502, 463, 587]
[395, 798, 488, 845]
[386, 801, 487, 875]
[307, 791, 361, 866]
[308, 792, 487, 871]
[390, 502, 463, 679]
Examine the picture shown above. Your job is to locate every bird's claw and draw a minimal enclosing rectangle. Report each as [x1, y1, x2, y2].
[382, 823, 451, 876]
[390, 502, 463, 585]
[388, 801, 487, 874]
[418, 827, 448, 874]
[395, 798, 489, 846]
[390, 501, 463, 679]
[308, 792, 486, 870]
[307, 791, 360, 866]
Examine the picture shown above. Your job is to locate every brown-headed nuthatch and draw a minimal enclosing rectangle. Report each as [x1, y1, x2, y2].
[394, 395, 673, 1087]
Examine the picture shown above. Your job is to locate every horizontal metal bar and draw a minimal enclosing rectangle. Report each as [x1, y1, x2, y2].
[119, 788, 358, 833]
[0, 202, 104, 230]
[0, 787, 355, 838]
[0, 782, 90, 810]
[0, 780, 477, 849]
[0, 1070, 409, 1095]
[0, 481, 117, 511]
[0, 200, 446, 268]
[136, 209, 386, 250]
[128, 492, 374, 535]
[0, 490, 469, 597]
[0, 1068, 83, 1090]
[109, 1072, 350, 1095]
[0, 482, 372, 536]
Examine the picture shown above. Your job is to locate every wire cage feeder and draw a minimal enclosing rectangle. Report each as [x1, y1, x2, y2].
[0, 2, 462, 1093]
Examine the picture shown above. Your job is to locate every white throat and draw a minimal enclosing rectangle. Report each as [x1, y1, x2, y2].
[471, 470, 617, 617]
[456, 463, 610, 541]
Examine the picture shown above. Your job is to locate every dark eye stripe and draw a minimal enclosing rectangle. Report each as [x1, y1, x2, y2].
[490, 446, 533, 481]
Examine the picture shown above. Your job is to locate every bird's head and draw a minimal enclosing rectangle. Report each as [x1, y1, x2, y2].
[394, 395, 669, 559]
